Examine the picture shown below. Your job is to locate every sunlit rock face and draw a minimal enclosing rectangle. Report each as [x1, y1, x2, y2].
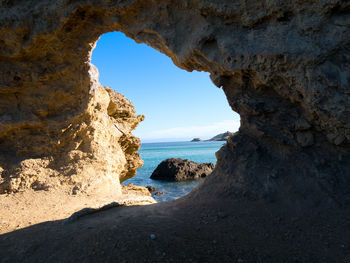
[0, 81, 144, 196]
[0, 1, 349, 206]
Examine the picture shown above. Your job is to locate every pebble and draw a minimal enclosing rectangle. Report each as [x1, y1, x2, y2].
[150, 234, 156, 240]
[146, 185, 158, 193]
[237, 258, 244, 263]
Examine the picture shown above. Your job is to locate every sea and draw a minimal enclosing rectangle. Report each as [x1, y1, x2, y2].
[122, 141, 225, 202]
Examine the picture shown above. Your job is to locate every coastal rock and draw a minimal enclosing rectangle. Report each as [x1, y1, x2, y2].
[191, 138, 202, 142]
[0, 84, 144, 197]
[0, 0, 348, 206]
[151, 158, 214, 182]
[120, 183, 156, 205]
[207, 131, 235, 141]
[121, 183, 152, 198]
[105, 87, 145, 183]
[0, 1, 350, 261]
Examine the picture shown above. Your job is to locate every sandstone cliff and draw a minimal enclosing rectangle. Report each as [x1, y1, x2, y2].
[0, 84, 144, 197]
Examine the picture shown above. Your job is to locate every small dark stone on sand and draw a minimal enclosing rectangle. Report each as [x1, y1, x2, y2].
[146, 185, 158, 193]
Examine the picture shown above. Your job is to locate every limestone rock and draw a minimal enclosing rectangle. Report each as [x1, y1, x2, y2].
[0, 85, 144, 197]
[0, 0, 348, 229]
[151, 158, 214, 182]
[104, 87, 145, 183]
[121, 183, 151, 197]
[0, 1, 349, 261]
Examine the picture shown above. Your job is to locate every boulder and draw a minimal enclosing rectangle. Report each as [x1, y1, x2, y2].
[150, 158, 214, 182]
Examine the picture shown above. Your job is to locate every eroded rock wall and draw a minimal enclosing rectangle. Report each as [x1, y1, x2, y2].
[0, 82, 144, 196]
[0, 1, 349, 207]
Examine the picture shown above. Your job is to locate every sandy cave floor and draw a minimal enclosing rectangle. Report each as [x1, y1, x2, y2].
[0, 193, 350, 263]
[0, 184, 155, 235]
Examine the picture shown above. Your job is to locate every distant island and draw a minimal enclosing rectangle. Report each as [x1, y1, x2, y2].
[190, 131, 235, 142]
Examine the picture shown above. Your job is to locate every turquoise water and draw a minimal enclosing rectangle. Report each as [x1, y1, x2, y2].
[123, 141, 225, 202]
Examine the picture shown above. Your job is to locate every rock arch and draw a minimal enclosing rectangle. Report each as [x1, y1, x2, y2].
[1, 1, 350, 261]
[1, 0, 349, 211]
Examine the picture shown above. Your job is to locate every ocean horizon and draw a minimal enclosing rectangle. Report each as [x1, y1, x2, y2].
[122, 141, 225, 202]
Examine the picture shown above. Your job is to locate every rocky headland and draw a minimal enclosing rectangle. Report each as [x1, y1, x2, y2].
[191, 131, 235, 142]
[0, 0, 349, 262]
[150, 158, 214, 181]
[207, 131, 235, 141]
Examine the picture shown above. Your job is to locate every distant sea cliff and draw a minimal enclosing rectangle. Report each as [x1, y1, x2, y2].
[191, 131, 234, 142]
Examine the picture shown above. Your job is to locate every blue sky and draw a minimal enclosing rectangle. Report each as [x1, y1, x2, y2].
[91, 32, 240, 142]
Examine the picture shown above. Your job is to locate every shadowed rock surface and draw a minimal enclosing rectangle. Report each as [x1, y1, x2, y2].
[0, 0, 349, 262]
[151, 158, 214, 181]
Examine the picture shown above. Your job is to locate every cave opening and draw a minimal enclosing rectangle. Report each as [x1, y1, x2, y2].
[91, 31, 240, 202]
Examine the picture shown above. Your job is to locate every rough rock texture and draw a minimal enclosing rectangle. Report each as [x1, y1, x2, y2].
[151, 158, 214, 181]
[0, 0, 348, 203]
[121, 183, 152, 198]
[104, 87, 145, 183]
[0, 83, 144, 196]
[0, 0, 350, 261]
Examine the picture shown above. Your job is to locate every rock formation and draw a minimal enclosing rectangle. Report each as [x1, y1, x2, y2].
[0, 83, 144, 197]
[1, 0, 348, 205]
[151, 158, 214, 181]
[121, 183, 154, 203]
[191, 138, 202, 142]
[0, 0, 349, 261]
[207, 131, 234, 141]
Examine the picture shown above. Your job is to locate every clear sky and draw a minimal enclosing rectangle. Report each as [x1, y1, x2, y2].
[91, 32, 240, 142]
